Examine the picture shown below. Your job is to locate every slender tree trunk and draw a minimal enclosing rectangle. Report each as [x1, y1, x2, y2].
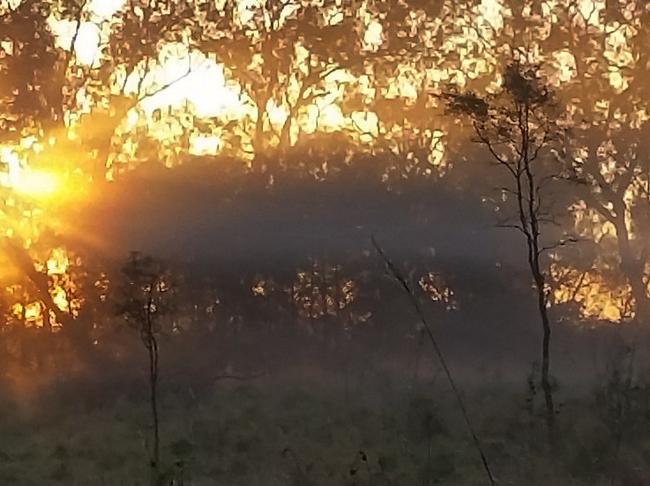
[533, 268, 555, 437]
[521, 215, 555, 438]
[252, 95, 271, 175]
[279, 113, 293, 151]
[42, 304, 53, 333]
[613, 212, 648, 321]
[527, 184, 555, 439]
[148, 332, 160, 485]
[145, 301, 160, 486]
[279, 82, 310, 153]
[254, 99, 266, 156]
[521, 103, 555, 440]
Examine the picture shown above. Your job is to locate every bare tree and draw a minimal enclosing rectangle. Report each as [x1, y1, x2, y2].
[445, 62, 571, 440]
[116, 251, 174, 485]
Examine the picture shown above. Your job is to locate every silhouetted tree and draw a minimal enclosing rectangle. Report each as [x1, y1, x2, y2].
[116, 251, 174, 485]
[446, 62, 571, 440]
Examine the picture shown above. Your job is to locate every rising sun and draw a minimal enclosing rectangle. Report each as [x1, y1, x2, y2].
[12, 170, 61, 199]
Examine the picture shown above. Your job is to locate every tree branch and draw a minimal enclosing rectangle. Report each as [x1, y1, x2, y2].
[371, 235, 497, 486]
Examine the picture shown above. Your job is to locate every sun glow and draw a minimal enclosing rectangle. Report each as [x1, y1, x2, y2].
[0, 147, 61, 199]
[12, 170, 61, 199]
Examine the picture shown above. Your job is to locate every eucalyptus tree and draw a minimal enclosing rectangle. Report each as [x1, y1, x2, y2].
[549, 1, 650, 321]
[199, 0, 370, 172]
[446, 62, 570, 438]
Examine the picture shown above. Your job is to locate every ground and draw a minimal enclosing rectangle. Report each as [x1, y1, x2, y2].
[0, 362, 649, 486]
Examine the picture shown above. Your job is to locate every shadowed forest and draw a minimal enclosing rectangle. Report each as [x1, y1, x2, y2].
[2, 0, 650, 484]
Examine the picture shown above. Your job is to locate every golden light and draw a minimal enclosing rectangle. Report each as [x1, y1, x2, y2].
[23, 302, 42, 325]
[88, 0, 125, 19]
[576, 0, 605, 27]
[46, 248, 70, 276]
[130, 47, 246, 118]
[551, 263, 632, 323]
[189, 134, 221, 156]
[50, 286, 70, 313]
[47, 3, 451, 165]
[12, 170, 61, 199]
[363, 20, 383, 51]
[478, 0, 504, 32]
[0, 146, 61, 199]
[47, 0, 124, 67]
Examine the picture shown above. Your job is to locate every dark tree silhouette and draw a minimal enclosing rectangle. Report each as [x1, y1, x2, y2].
[446, 62, 572, 440]
[116, 251, 174, 485]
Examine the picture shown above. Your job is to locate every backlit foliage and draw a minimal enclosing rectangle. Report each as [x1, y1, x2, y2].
[551, 262, 633, 322]
[1, 0, 650, 327]
[290, 262, 357, 320]
[419, 271, 457, 311]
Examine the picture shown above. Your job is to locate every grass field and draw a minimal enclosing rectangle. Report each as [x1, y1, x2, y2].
[1, 360, 649, 486]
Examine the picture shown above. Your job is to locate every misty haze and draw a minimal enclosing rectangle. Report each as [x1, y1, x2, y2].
[1, 0, 650, 485]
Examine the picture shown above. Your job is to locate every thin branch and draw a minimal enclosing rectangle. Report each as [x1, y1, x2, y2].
[136, 55, 193, 104]
[371, 236, 497, 486]
[540, 236, 580, 254]
[474, 122, 519, 179]
[136, 58, 153, 100]
[529, 129, 552, 163]
[496, 222, 529, 237]
[65, 0, 89, 69]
